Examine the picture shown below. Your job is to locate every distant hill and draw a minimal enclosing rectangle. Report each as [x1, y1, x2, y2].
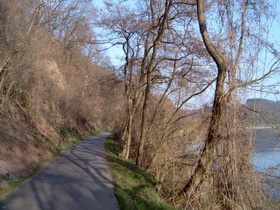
[246, 98, 280, 110]
[245, 98, 280, 126]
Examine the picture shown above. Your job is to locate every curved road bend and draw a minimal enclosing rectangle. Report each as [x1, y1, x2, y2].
[0, 132, 119, 210]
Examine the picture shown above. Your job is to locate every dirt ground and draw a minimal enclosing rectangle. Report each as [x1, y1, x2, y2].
[0, 141, 52, 187]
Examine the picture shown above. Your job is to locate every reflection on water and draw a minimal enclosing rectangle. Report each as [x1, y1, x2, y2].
[254, 149, 280, 172]
[253, 128, 280, 200]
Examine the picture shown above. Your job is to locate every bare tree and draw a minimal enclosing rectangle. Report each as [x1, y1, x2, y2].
[96, 0, 279, 207]
[174, 0, 279, 208]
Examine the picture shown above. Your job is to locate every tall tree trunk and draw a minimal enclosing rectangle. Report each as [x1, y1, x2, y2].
[136, 0, 172, 167]
[120, 35, 139, 159]
[121, 108, 134, 159]
[174, 0, 228, 205]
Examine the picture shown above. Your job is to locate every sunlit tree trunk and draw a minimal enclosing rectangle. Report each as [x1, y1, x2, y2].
[174, 0, 227, 204]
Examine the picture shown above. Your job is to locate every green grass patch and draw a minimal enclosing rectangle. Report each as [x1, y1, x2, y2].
[52, 127, 85, 156]
[92, 127, 106, 135]
[33, 134, 43, 144]
[105, 136, 177, 210]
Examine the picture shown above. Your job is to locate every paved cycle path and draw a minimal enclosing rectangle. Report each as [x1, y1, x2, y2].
[0, 132, 119, 210]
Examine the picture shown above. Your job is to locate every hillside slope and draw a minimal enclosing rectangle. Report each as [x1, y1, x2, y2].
[0, 0, 122, 189]
[245, 98, 280, 126]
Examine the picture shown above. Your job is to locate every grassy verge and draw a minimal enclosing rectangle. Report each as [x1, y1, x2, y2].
[53, 127, 85, 156]
[105, 136, 177, 210]
[53, 126, 105, 156]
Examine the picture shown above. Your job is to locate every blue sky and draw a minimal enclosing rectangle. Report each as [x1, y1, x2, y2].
[249, 1, 280, 101]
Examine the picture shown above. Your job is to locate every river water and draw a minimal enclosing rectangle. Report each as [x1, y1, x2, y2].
[253, 128, 280, 200]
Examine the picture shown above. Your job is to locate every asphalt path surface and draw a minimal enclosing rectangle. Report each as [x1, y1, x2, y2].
[0, 132, 119, 210]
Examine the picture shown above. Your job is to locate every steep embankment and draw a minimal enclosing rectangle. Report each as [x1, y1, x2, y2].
[0, 44, 121, 192]
[0, 0, 124, 199]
